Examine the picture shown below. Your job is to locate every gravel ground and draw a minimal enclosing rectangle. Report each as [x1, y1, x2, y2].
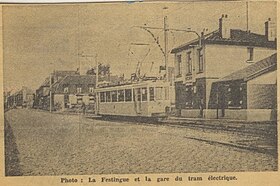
[4, 109, 278, 176]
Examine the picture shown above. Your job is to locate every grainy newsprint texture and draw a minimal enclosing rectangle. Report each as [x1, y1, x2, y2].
[0, 1, 279, 186]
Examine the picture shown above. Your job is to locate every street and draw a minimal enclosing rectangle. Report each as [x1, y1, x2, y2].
[4, 109, 277, 176]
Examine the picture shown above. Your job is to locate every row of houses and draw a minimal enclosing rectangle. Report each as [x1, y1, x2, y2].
[172, 15, 277, 121]
[4, 87, 34, 110]
[33, 68, 124, 112]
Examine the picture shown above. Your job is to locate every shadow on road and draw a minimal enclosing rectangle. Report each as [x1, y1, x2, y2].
[4, 117, 23, 176]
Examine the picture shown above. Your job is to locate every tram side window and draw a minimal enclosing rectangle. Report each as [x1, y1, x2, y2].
[142, 88, 147, 101]
[106, 91, 111, 102]
[125, 89, 132, 102]
[149, 87, 155, 101]
[100, 92, 106, 103]
[136, 88, 141, 101]
[118, 90, 125, 102]
[112, 90, 118, 102]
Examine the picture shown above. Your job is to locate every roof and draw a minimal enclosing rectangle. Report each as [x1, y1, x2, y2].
[217, 53, 277, 82]
[171, 29, 276, 53]
[52, 75, 96, 93]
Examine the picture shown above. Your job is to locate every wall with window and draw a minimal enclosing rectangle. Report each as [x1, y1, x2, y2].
[174, 46, 206, 83]
[205, 44, 276, 79]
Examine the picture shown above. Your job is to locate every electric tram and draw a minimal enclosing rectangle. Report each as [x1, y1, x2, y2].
[95, 80, 172, 118]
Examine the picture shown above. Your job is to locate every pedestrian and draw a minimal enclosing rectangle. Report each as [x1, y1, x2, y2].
[81, 101, 86, 115]
[199, 98, 204, 118]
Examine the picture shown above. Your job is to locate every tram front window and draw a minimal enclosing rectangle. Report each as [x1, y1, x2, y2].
[118, 90, 125, 102]
[142, 88, 147, 101]
[125, 89, 132, 102]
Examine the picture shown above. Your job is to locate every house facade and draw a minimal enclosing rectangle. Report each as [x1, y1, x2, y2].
[34, 70, 79, 110]
[51, 75, 96, 112]
[171, 15, 277, 120]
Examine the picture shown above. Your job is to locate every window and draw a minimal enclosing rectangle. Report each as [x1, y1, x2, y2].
[198, 49, 203, 72]
[77, 86, 82, 94]
[149, 87, 155, 101]
[64, 87, 68, 93]
[186, 52, 192, 74]
[142, 88, 147, 101]
[106, 91, 111, 102]
[89, 87, 94, 93]
[176, 54, 182, 76]
[135, 88, 141, 101]
[118, 90, 125, 102]
[227, 84, 243, 108]
[247, 47, 254, 61]
[100, 92, 106, 103]
[125, 89, 132, 102]
[112, 91, 118, 102]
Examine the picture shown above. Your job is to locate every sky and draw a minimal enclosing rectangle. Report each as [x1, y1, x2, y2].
[2, 1, 277, 92]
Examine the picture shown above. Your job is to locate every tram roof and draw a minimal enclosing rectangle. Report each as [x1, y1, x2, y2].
[96, 79, 169, 91]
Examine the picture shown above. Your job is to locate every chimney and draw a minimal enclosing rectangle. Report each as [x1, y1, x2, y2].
[265, 18, 276, 41]
[219, 14, 231, 39]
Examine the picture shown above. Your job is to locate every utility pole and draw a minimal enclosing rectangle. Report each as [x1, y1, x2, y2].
[78, 53, 98, 114]
[246, 1, 249, 32]
[164, 16, 168, 81]
[135, 19, 201, 83]
[49, 73, 52, 112]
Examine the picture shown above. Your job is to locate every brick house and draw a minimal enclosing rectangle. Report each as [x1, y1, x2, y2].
[171, 15, 276, 119]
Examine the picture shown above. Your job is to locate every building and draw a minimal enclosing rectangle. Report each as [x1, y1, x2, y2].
[51, 75, 96, 112]
[210, 53, 277, 121]
[5, 87, 34, 109]
[171, 15, 276, 119]
[34, 70, 79, 110]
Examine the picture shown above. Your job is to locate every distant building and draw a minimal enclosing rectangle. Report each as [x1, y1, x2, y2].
[6, 87, 34, 109]
[34, 70, 79, 110]
[171, 15, 276, 120]
[51, 75, 96, 111]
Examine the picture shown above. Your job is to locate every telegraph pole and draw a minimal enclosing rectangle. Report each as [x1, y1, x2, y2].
[246, 1, 249, 32]
[49, 73, 52, 112]
[164, 16, 168, 81]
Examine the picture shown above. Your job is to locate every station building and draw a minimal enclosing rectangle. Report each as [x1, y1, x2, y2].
[171, 15, 277, 120]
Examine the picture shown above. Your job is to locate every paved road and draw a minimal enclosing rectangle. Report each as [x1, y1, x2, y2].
[4, 109, 277, 176]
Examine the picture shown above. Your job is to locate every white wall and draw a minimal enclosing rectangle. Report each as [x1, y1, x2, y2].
[205, 44, 276, 79]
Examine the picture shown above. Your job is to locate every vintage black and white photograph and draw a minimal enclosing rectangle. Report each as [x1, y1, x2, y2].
[2, 1, 277, 177]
